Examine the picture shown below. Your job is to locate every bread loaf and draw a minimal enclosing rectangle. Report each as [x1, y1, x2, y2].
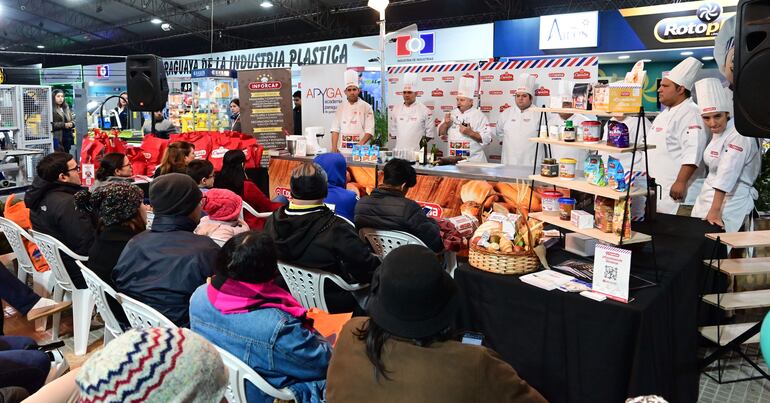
[460, 180, 494, 205]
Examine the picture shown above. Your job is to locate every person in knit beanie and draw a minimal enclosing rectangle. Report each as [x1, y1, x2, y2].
[195, 188, 249, 246]
[75, 327, 227, 403]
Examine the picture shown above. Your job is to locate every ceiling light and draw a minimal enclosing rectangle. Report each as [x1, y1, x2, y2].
[88, 81, 94, 86]
[680, 51, 694, 56]
[617, 55, 630, 60]
[151, 18, 162, 24]
[36, 45, 45, 49]
[259, 1, 273, 8]
[702, 56, 714, 61]
[368, 0, 389, 19]
[161, 23, 172, 31]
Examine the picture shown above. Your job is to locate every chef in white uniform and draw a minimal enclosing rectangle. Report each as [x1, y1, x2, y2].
[496, 74, 539, 166]
[548, 104, 596, 170]
[691, 78, 760, 232]
[390, 73, 435, 153]
[648, 57, 709, 214]
[330, 69, 375, 153]
[437, 75, 492, 162]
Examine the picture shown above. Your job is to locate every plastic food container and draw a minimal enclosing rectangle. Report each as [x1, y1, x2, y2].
[559, 158, 577, 180]
[580, 121, 602, 143]
[541, 158, 559, 177]
[541, 190, 563, 216]
[558, 197, 576, 220]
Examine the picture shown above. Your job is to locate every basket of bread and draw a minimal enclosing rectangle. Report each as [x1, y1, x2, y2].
[468, 193, 545, 275]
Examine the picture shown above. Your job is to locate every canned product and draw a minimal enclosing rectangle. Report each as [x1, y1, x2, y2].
[559, 158, 577, 180]
[541, 158, 559, 177]
[558, 197, 576, 221]
[581, 120, 602, 143]
[541, 191, 563, 215]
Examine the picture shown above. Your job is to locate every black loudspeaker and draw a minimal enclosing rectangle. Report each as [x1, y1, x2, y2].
[734, 0, 770, 138]
[126, 54, 168, 112]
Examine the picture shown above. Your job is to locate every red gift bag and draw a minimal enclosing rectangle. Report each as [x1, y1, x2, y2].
[140, 134, 169, 176]
[170, 131, 213, 161]
[209, 131, 242, 172]
[239, 135, 264, 169]
[125, 146, 148, 177]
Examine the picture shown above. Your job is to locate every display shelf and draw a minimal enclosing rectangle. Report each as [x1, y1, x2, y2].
[706, 230, 770, 248]
[528, 137, 656, 153]
[700, 323, 760, 346]
[531, 106, 659, 118]
[702, 257, 770, 276]
[702, 290, 770, 310]
[529, 175, 645, 200]
[530, 212, 651, 245]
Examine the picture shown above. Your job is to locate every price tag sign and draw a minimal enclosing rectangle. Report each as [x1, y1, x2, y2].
[592, 244, 631, 303]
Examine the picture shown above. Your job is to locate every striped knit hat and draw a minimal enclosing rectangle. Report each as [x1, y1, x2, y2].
[76, 327, 227, 403]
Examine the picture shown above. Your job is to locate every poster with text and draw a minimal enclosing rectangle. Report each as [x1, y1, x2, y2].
[300, 64, 347, 151]
[238, 68, 292, 150]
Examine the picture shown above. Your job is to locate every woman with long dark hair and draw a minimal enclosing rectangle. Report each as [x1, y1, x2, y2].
[51, 89, 75, 153]
[110, 91, 129, 129]
[91, 152, 133, 191]
[214, 149, 281, 230]
[326, 245, 546, 403]
[229, 98, 241, 133]
[154, 141, 195, 177]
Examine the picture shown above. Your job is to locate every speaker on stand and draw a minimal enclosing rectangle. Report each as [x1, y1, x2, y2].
[126, 54, 169, 113]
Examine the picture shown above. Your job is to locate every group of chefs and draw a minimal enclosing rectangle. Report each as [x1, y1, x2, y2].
[328, 51, 761, 233]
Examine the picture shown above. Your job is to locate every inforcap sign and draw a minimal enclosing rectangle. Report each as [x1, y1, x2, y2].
[539, 11, 599, 50]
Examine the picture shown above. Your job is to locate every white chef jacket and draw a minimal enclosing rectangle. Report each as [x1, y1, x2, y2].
[390, 101, 435, 152]
[446, 107, 492, 162]
[648, 98, 709, 214]
[691, 121, 760, 232]
[547, 113, 595, 170]
[330, 99, 375, 150]
[496, 106, 539, 166]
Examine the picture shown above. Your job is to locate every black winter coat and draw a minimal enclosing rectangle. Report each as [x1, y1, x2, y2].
[112, 215, 219, 327]
[354, 188, 444, 253]
[88, 225, 138, 326]
[25, 177, 96, 289]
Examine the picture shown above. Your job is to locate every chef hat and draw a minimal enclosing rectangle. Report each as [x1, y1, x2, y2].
[457, 75, 476, 99]
[714, 16, 736, 75]
[344, 69, 359, 89]
[665, 57, 703, 90]
[402, 73, 418, 93]
[515, 74, 537, 96]
[695, 78, 731, 115]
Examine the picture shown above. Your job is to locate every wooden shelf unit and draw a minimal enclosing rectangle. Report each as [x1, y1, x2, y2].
[529, 175, 646, 200]
[705, 231, 770, 249]
[702, 257, 770, 276]
[531, 106, 660, 118]
[528, 137, 656, 153]
[702, 289, 770, 310]
[529, 212, 651, 245]
[700, 323, 761, 346]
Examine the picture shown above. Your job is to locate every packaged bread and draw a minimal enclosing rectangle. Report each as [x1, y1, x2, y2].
[460, 201, 482, 218]
[460, 180, 494, 205]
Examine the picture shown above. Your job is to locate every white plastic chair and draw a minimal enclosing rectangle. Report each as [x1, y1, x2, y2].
[276, 261, 368, 312]
[77, 262, 124, 344]
[216, 346, 296, 403]
[359, 228, 458, 277]
[242, 202, 272, 219]
[116, 292, 177, 330]
[30, 230, 93, 356]
[0, 217, 56, 330]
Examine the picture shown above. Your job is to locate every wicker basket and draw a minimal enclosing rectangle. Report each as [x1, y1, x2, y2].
[468, 194, 541, 275]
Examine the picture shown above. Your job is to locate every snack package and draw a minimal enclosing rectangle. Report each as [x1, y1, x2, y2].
[613, 198, 632, 238]
[361, 145, 370, 161]
[368, 145, 380, 162]
[625, 61, 646, 85]
[607, 121, 630, 148]
[352, 145, 362, 162]
[607, 156, 628, 192]
[584, 154, 607, 186]
[594, 196, 614, 233]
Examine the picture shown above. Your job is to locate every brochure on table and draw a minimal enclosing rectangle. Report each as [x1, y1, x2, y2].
[592, 244, 632, 303]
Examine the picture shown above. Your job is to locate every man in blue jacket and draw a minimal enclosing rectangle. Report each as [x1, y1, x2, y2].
[313, 153, 358, 222]
[112, 173, 219, 327]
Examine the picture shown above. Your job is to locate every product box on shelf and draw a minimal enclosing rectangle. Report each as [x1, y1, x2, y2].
[608, 83, 642, 113]
[593, 84, 609, 111]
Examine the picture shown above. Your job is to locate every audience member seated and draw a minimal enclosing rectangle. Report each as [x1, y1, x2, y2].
[190, 231, 332, 402]
[25, 152, 96, 289]
[154, 141, 194, 177]
[313, 153, 358, 222]
[90, 152, 133, 191]
[75, 182, 146, 326]
[186, 159, 215, 192]
[214, 150, 281, 230]
[327, 245, 546, 403]
[0, 336, 53, 399]
[355, 158, 443, 253]
[0, 265, 71, 333]
[113, 174, 219, 327]
[194, 188, 249, 246]
[73, 328, 227, 402]
[265, 162, 379, 313]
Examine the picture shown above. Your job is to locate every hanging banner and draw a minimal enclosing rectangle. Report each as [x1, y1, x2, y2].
[237, 68, 292, 149]
[300, 64, 347, 151]
[386, 63, 479, 156]
[478, 57, 598, 161]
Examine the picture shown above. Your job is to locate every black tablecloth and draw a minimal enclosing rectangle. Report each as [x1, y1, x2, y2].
[455, 214, 724, 403]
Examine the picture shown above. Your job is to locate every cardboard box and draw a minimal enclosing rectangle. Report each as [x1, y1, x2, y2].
[608, 83, 642, 113]
[593, 84, 609, 111]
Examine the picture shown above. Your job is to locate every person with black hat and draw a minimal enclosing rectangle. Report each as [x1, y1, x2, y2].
[112, 173, 219, 327]
[327, 245, 546, 403]
[355, 158, 443, 253]
[264, 162, 380, 313]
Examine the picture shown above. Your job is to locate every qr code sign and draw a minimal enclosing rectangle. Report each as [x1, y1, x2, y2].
[604, 265, 618, 281]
